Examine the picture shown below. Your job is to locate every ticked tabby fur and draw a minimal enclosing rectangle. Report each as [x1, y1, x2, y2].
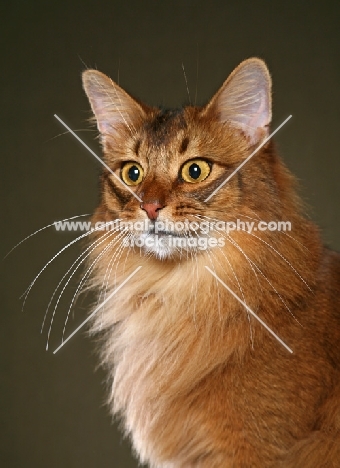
[82, 58, 340, 467]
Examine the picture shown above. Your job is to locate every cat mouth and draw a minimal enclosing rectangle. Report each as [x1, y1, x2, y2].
[146, 229, 187, 238]
[127, 229, 216, 260]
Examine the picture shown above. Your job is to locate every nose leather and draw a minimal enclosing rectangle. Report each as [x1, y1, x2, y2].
[140, 201, 164, 220]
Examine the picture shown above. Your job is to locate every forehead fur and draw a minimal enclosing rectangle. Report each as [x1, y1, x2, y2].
[142, 108, 188, 147]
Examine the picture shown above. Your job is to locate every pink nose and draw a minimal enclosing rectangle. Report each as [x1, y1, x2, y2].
[141, 202, 164, 220]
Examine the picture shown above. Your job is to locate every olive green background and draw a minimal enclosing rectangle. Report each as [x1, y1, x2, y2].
[1, 1, 340, 467]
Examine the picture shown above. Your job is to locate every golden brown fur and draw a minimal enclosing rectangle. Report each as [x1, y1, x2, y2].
[82, 59, 340, 467]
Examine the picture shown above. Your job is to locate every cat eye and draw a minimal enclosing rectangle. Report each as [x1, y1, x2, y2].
[121, 162, 144, 186]
[181, 159, 211, 183]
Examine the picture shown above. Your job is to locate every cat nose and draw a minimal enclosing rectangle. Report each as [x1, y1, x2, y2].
[140, 201, 164, 220]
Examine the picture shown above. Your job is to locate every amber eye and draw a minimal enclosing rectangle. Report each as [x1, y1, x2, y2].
[181, 159, 211, 183]
[121, 162, 144, 186]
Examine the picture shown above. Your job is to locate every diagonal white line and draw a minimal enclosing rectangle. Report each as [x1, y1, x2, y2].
[205, 266, 293, 353]
[54, 114, 143, 203]
[204, 115, 292, 202]
[53, 266, 142, 354]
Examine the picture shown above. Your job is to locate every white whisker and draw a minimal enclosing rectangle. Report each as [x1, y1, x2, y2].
[41, 228, 116, 333]
[45, 230, 121, 349]
[181, 63, 192, 105]
[57, 230, 127, 347]
[242, 229, 312, 293]
[205, 266, 293, 354]
[4, 213, 91, 259]
[21, 221, 115, 312]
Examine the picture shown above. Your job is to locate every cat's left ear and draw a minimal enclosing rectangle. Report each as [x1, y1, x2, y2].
[204, 58, 272, 145]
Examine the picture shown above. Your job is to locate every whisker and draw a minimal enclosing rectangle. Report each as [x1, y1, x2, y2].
[99, 230, 130, 305]
[58, 230, 127, 346]
[203, 222, 262, 292]
[207, 228, 255, 346]
[41, 228, 116, 333]
[234, 212, 310, 252]
[210, 243, 255, 347]
[205, 266, 293, 354]
[196, 213, 311, 292]
[44, 229, 121, 337]
[181, 62, 191, 105]
[194, 43, 199, 106]
[97, 232, 131, 330]
[199, 237, 223, 321]
[195, 214, 302, 325]
[227, 235, 301, 325]
[186, 231, 200, 324]
[280, 231, 311, 253]
[21, 221, 115, 311]
[242, 229, 313, 293]
[44, 129, 94, 144]
[45, 231, 120, 350]
[4, 213, 91, 259]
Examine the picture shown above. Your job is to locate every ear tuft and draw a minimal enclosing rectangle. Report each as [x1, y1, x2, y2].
[82, 70, 145, 137]
[205, 58, 272, 144]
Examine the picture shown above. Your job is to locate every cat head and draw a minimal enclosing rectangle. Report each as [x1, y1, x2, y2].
[82, 58, 282, 260]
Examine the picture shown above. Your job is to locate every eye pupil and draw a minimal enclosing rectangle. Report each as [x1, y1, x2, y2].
[189, 163, 201, 180]
[181, 159, 211, 184]
[128, 165, 140, 182]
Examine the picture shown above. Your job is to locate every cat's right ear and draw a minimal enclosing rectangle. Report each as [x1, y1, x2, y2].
[82, 70, 145, 138]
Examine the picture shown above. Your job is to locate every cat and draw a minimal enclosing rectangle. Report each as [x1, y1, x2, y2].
[82, 58, 340, 467]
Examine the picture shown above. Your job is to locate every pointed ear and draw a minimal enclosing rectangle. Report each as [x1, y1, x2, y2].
[204, 58, 272, 144]
[82, 70, 145, 137]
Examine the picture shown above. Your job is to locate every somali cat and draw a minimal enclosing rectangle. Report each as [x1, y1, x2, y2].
[82, 58, 340, 467]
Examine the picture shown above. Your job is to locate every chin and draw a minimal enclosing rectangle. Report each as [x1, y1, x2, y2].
[130, 232, 215, 260]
